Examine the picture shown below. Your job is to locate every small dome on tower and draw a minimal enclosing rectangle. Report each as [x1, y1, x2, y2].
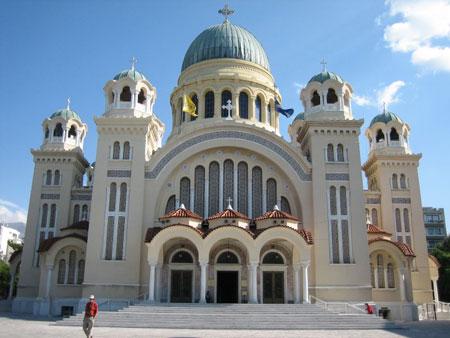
[113, 68, 147, 82]
[308, 70, 344, 84]
[369, 110, 403, 127]
[50, 107, 81, 122]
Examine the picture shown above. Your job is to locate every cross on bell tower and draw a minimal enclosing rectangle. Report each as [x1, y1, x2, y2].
[130, 56, 137, 71]
[320, 58, 327, 72]
[218, 4, 234, 23]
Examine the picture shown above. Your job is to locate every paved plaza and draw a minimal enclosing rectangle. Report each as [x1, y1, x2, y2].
[0, 314, 449, 338]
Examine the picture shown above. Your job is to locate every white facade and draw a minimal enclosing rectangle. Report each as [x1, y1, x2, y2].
[0, 224, 21, 261]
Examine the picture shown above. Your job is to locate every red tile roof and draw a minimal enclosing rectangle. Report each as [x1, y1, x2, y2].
[368, 237, 415, 257]
[38, 234, 87, 253]
[367, 223, 391, 235]
[60, 220, 89, 231]
[159, 207, 203, 221]
[254, 209, 300, 222]
[253, 225, 313, 245]
[145, 224, 204, 242]
[208, 208, 249, 220]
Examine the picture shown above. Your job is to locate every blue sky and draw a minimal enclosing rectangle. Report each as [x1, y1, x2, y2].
[1, 0, 449, 232]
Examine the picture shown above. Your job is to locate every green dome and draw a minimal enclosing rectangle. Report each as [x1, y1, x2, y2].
[182, 21, 270, 71]
[308, 71, 344, 84]
[293, 113, 305, 122]
[113, 68, 146, 81]
[50, 108, 81, 122]
[369, 111, 403, 127]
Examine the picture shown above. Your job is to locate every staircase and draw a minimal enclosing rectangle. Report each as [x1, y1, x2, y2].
[55, 303, 401, 330]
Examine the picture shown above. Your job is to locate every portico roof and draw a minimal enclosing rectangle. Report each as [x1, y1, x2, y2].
[254, 207, 300, 222]
[38, 234, 87, 253]
[159, 205, 203, 221]
[367, 223, 391, 235]
[368, 237, 415, 257]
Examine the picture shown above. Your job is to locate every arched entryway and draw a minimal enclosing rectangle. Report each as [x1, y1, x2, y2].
[169, 249, 195, 303]
[261, 250, 286, 303]
[215, 249, 241, 303]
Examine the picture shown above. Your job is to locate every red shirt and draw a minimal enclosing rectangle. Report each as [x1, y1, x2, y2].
[85, 300, 98, 318]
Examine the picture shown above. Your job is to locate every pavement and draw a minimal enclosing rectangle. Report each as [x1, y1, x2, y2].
[0, 314, 450, 338]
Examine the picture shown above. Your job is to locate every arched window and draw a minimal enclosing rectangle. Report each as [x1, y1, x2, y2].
[54, 170, 60, 185]
[266, 178, 277, 212]
[123, 141, 130, 160]
[223, 160, 234, 209]
[377, 254, 385, 288]
[239, 92, 249, 119]
[180, 177, 190, 209]
[400, 174, 406, 189]
[205, 91, 214, 118]
[119, 183, 127, 212]
[311, 90, 320, 106]
[138, 88, 146, 104]
[81, 204, 88, 220]
[112, 141, 120, 159]
[331, 219, 339, 263]
[376, 129, 385, 143]
[387, 263, 395, 288]
[267, 103, 272, 125]
[390, 127, 399, 141]
[105, 215, 114, 260]
[395, 208, 402, 232]
[327, 88, 338, 104]
[194, 166, 205, 217]
[171, 250, 193, 263]
[217, 251, 239, 264]
[237, 162, 248, 215]
[190, 95, 198, 121]
[371, 208, 378, 226]
[165, 195, 176, 214]
[67, 250, 76, 284]
[45, 127, 49, 139]
[53, 123, 63, 137]
[327, 144, 334, 162]
[73, 204, 80, 223]
[120, 86, 131, 102]
[329, 186, 337, 215]
[262, 251, 284, 264]
[403, 209, 410, 232]
[68, 125, 77, 139]
[57, 259, 66, 284]
[280, 196, 291, 214]
[252, 166, 263, 218]
[221, 90, 232, 117]
[116, 216, 125, 260]
[339, 187, 347, 215]
[392, 174, 398, 189]
[370, 263, 375, 288]
[41, 204, 48, 227]
[255, 96, 262, 122]
[342, 219, 350, 263]
[208, 162, 220, 216]
[109, 183, 117, 212]
[46, 170, 52, 185]
[49, 204, 56, 228]
[336, 144, 344, 162]
[77, 260, 85, 284]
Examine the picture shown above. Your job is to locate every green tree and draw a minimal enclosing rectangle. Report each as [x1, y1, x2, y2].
[432, 236, 450, 302]
[7, 240, 23, 252]
[0, 260, 10, 299]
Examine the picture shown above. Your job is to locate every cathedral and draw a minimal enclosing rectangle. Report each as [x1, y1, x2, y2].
[11, 8, 439, 321]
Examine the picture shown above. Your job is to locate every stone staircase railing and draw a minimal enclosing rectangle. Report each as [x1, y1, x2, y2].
[309, 295, 369, 315]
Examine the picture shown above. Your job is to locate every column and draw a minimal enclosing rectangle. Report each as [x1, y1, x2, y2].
[131, 90, 138, 109]
[249, 263, 258, 303]
[301, 262, 310, 303]
[214, 91, 221, 119]
[398, 267, 405, 302]
[233, 91, 239, 120]
[248, 166, 252, 218]
[148, 263, 156, 302]
[293, 265, 301, 304]
[198, 93, 205, 120]
[432, 279, 439, 303]
[45, 265, 54, 298]
[200, 263, 208, 303]
[7, 272, 15, 299]
[249, 95, 256, 121]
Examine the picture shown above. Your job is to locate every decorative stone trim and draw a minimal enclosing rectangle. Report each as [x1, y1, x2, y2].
[71, 194, 92, 201]
[392, 197, 411, 204]
[145, 131, 312, 181]
[40, 193, 60, 200]
[107, 170, 131, 178]
[325, 173, 349, 181]
[366, 198, 381, 204]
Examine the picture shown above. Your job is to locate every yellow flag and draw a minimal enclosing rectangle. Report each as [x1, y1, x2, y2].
[183, 95, 197, 117]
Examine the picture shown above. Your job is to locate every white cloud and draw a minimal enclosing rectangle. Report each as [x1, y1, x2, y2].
[384, 0, 450, 72]
[376, 80, 405, 107]
[353, 95, 372, 106]
[293, 82, 304, 94]
[0, 199, 27, 224]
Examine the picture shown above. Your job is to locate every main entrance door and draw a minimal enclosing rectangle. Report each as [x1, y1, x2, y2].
[263, 271, 284, 303]
[171, 270, 192, 303]
[217, 271, 239, 303]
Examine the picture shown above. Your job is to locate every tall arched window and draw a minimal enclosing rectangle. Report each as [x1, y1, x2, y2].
[205, 91, 214, 118]
[165, 195, 176, 214]
[45, 127, 49, 139]
[209, 162, 220, 216]
[190, 94, 198, 121]
[377, 254, 385, 288]
[342, 219, 350, 263]
[67, 250, 76, 284]
[329, 186, 337, 216]
[105, 215, 114, 260]
[403, 208, 410, 232]
[46, 170, 52, 185]
[77, 260, 85, 284]
[120, 86, 131, 102]
[327, 144, 334, 162]
[68, 125, 77, 139]
[194, 166, 205, 217]
[266, 178, 277, 211]
[138, 88, 146, 104]
[337, 144, 344, 162]
[81, 204, 88, 220]
[237, 162, 248, 215]
[400, 174, 406, 189]
[370, 263, 375, 288]
[371, 208, 378, 226]
[223, 160, 234, 209]
[255, 96, 262, 122]
[395, 208, 402, 232]
[392, 174, 398, 189]
[311, 90, 320, 106]
[252, 166, 263, 217]
[280, 196, 291, 214]
[57, 259, 66, 284]
[390, 127, 399, 141]
[180, 177, 190, 209]
[54, 170, 60, 185]
[119, 183, 127, 212]
[339, 187, 347, 215]
[267, 103, 272, 126]
[41, 204, 48, 227]
[109, 183, 117, 212]
[239, 92, 249, 119]
[112, 141, 120, 159]
[49, 204, 56, 228]
[376, 129, 385, 142]
[116, 216, 125, 260]
[123, 141, 130, 160]
[387, 263, 395, 288]
[54, 123, 63, 137]
[221, 90, 232, 117]
[73, 204, 80, 223]
[327, 88, 338, 104]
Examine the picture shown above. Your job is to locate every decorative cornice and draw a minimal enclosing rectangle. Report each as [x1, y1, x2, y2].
[71, 194, 92, 201]
[325, 173, 349, 181]
[107, 170, 131, 178]
[41, 193, 60, 200]
[366, 198, 381, 204]
[392, 197, 411, 204]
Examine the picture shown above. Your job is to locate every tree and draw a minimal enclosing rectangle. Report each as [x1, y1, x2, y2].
[7, 240, 22, 252]
[0, 260, 10, 299]
[432, 236, 450, 302]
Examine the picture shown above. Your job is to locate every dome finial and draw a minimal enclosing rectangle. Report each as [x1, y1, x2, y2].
[383, 101, 387, 114]
[218, 4, 234, 23]
[66, 97, 71, 110]
[320, 57, 327, 72]
[130, 56, 137, 71]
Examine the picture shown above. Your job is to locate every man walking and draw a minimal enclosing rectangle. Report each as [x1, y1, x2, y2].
[83, 295, 98, 338]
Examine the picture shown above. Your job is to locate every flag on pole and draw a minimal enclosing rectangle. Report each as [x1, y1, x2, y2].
[183, 95, 197, 117]
[275, 100, 294, 118]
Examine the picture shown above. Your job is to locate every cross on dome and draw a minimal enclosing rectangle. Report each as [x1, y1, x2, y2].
[222, 99, 233, 119]
[179, 203, 186, 210]
[273, 205, 280, 211]
[226, 197, 233, 210]
[320, 57, 327, 72]
[218, 4, 234, 23]
[130, 56, 137, 71]
[66, 97, 71, 110]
